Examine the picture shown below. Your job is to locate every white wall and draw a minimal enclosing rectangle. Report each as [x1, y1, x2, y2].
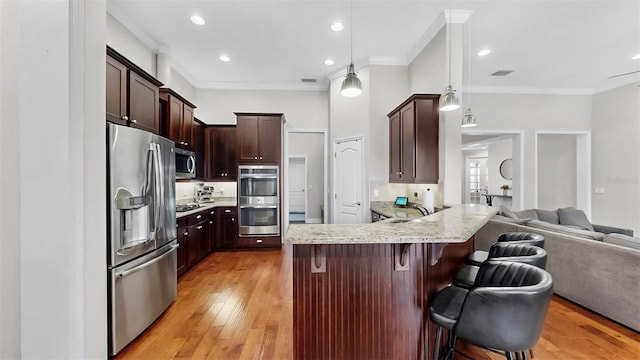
[170, 68, 197, 104]
[468, 92, 592, 209]
[195, 89, 329, 127]
[1, 0, 107, 358]
[289, 133, 325, 221]
[592, 82, 640, 233]
[488, 139, 513, 194]
[537, 134, 577, 209]
[106, 13, 156, 76]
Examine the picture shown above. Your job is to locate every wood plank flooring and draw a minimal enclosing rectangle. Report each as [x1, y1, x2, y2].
[115, 245, 640, 359]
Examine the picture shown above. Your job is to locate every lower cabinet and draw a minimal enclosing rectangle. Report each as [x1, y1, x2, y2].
[177, 219, 188, 276]
[217, 207, 237, 249]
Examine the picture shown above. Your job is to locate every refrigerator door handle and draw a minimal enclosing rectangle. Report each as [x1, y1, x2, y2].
[155, 143, 165, 238]
[150, 143, 162, 241]
[116, 244, 179, 279]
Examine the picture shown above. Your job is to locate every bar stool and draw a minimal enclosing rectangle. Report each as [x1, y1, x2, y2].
[467, 232, 545, 266]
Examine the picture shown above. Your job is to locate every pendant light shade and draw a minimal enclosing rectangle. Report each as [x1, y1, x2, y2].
[440, 85, 459, 111]
[341, 64, 362, 97]
[461, 108, 477, 127]
[440, 7, 459, 112]
[341, 0, 362, 97]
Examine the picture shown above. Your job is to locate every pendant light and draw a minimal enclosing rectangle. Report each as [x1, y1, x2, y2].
[461, 20, 477, 127]
[341, 0, 362, 97]
[440, 7, 460, 111]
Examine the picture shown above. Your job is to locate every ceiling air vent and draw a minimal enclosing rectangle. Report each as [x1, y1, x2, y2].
[490, 70, 514, 76]
[301, 78, 317, 83]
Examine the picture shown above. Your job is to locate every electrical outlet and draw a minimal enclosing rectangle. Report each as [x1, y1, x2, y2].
[373, 189, 379, 198]
[595, 187, 605, 194]
[413, 192, 418, 198]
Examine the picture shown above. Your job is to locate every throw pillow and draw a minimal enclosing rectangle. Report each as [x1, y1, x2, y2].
[603, 233, 640, 251]
[514, 209, 539, 221]
[492, 214, 529, 225]
[499, 206, 518, 219]
[557, 207, 594, 231]
[535, 209, 560, 224]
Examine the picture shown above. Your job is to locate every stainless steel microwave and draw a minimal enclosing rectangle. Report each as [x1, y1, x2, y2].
[175, 148, 196, 179]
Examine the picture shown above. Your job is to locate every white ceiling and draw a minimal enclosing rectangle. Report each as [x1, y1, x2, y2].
[108, 0, 640, 94]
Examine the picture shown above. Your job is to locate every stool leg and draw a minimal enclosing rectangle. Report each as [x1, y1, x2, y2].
[444, 334, 457, 360]
[529, 349, 534, 358]
[433, 325, 442, 360]
[505, 352, 515, 360]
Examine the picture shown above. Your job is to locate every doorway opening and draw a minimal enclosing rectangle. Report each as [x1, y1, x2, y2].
[332, 136, 364, 224]
[288, 156, 307, 224]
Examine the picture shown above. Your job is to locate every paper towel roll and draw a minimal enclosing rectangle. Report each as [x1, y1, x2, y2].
[422, 188, 434, 213]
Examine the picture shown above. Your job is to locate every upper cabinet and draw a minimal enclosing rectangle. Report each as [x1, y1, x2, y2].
[204, 126, 237, 180]
[159, 88, 196, 149]
[106, 46, 163, 134]
[192, 119, 206, 179]
[388, 94, 440, 184]
[236, 113, 283, 164]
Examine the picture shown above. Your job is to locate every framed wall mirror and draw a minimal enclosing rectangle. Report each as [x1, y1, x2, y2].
[499, 158, 513, 180]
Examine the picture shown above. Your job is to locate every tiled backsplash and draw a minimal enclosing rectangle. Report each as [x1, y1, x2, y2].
[175, 181, 237, 203]
[370, 181, 441, 207]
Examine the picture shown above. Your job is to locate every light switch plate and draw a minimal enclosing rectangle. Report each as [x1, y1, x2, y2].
[595, 187, 605, 194]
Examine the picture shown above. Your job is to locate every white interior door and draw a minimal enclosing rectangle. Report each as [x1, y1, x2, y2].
[333, 138, 363, 224]
[466, 158, 488, 204]
[288, 157, 306, 217]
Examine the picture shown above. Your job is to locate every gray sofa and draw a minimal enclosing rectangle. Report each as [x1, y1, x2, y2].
[474, 208, 640, 332]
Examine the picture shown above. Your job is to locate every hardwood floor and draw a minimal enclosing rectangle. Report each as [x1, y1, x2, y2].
[115, 245, 640, 359]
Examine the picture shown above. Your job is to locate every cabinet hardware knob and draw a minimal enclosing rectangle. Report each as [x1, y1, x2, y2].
[210, 211, 214, 215]
[184, 232, 188, 236]
[256, 239, 263, 243]
[185, 142, 188, 146]
[225, 209, 231, 213]
[231, 218, 235, 221]
[196, 225, 203, 230]
[260, 156, 263, 160]
[122, 116, 128, 121]
[131, 119, 137, 123]
[254, 157, 258, 160]
[196, 215, 202, 219]
[209, 221, 213, 224]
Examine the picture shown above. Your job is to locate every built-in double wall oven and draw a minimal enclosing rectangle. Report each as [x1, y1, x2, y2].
[238, 165, 280, 236]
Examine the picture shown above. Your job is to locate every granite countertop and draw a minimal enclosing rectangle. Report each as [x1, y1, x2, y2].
[370, 201, 425, 220]
[285, 204, 498, 245]
[176, 198, 237, 218]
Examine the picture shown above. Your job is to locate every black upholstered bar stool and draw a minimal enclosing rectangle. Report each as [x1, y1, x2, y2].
[454, 242, 547, 289]
[429, 261, 554, 360]
[467, 232, 545, 266]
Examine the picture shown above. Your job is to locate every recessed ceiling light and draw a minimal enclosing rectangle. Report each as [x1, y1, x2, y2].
[477, 49, 491, 57]
[219, 55, 230, 62]
[331, 22, 344, 32]
[190, 15, 205, 25]
[632, 53, 640, 60]
[324, 59, 335, 65]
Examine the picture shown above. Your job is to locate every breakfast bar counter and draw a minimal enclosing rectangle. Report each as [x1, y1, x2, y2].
[285, 204, 497, 360]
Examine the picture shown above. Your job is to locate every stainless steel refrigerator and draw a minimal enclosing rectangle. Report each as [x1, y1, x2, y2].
[107, 123, 178, 355]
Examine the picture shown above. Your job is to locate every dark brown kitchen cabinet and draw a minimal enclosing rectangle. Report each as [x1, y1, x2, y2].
[193, 119, 206, 179]
[177, 219, 188, 277]
[204, 126, 237, 180]
[160, 88, 196, 149]
[388, 94, 440, 184]
[236, 113, 283, 164]
[236, 236, 281, 248]
[206, 208, 217, 253]
[216, 207, 237, 249]
[186, 212, 207, 267]
[106, 47, 162, 134]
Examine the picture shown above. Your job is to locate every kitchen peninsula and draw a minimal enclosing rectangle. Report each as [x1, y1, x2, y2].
[285, 204, 498, 360]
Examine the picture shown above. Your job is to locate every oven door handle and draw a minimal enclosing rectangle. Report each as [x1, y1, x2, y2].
[238, 174, 278, 179]
[239, 205, 278, 209]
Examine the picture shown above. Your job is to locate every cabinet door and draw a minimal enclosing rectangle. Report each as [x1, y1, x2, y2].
[166, 95, 184, 145]
[216, 127, 237, 179]
[128, 71, 160, 134]
[389, 112, 401, 181]
[177, 220, 188, 276]
[207, 209, 217, 252]
[400, 103, 416, 181]
[217, 208, 237, 248]
[258, 116, 282, 162]
[237, 116, 260, 161]
[182, 105, 194, 148]
[188, 222, 205, 267]
[193, 121, 205, 178]
[106, 55, 127, 125]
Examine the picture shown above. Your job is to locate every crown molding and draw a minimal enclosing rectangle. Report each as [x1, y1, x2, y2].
[107, 3, 160, 53]
[463, 86, 594, 96]
[193, 81, 329, 91]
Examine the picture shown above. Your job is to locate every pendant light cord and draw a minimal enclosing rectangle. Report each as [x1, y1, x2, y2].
[350, 0, 354, 64]
[468, 20, 471, 107]
[448, 6, 452, 84]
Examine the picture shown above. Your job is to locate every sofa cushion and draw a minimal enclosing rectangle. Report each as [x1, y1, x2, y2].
[499, 206, 518, 219]
[535, 209, 560, 224]
[603, 233, 640, 251]
[492, 214, 530, 225]
[557, 207, 594, 231]
[514, 209, 539, 221]
[527, 220, 604, 241]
